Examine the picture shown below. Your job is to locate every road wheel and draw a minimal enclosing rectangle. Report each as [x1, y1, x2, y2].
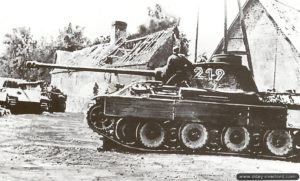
[139, 122, 165, 148]
[223, 127, 250, 152]
[86, 104, 114, 131]
[115, 119, 138, 144]
[265, 130, 293, 156]
[180, 123, 208, 150]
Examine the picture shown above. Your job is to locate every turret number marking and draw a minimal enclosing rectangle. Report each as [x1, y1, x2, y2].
[194, 67, 225, 81]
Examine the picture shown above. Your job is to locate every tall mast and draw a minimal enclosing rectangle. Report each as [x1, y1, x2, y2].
[194, 9, 199, 63]
[223, 0, 228, 54]
[237, 0, 254, 77]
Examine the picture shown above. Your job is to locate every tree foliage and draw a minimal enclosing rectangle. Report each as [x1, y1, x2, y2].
[128, 4, 190, 55]
[146, 4, 178, 32]
[0, 23, 90, 81]
[56, 23, 90, 51]
[2, 27, 37, 79]
[1, 28, 57, 81]
[33, 37, 57, 82]
[92, 35, 110, 46]
[128, 4, 178, 39]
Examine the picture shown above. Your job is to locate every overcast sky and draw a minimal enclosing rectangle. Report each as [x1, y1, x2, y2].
[0, 0, 299, 58]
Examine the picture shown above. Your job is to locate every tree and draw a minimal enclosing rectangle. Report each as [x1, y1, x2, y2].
[129, 4, 177, 38]
[0, 23, 90, 81]
[32, 37, 57, 82]
[92, 35, 110, 45]
[146, 4, 177, 32]
[0, 56, 10, 77]
[148, 4, 190, 55]
[127, 4, 190, 55]
[56, 23, 90, 51]
[2, 27, 37, 79]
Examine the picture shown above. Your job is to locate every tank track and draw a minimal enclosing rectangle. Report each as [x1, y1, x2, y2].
[86, 103, 300, 162]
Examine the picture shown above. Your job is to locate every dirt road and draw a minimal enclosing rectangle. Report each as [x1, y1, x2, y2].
[0, 113, 299, 181]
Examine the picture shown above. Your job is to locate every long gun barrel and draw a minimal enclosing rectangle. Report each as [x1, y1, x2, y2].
[26, 61, 156, 77]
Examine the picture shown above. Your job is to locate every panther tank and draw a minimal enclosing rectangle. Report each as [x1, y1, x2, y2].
[0, 78, 49, 114]
[26, 54, 300, 161]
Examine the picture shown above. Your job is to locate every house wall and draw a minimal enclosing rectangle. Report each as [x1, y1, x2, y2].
[224, 1, 300, 92]
[51, 50, 171, 113]
[51, 71, 106, 112]
[51, 66, 152, 113]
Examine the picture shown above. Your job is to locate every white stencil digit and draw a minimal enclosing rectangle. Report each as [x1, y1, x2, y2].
[194, 67, 203, 78]
[215, 69, 225, 81]
[205, 68, 213, 80]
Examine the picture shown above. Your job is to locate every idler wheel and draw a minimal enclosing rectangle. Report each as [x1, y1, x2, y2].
[87, 104, 114, 131]
[223, 127, 250, 152]
[265, 130, 293, 156]
[180, 123, 208, 149]
[138, 122, 165, 148]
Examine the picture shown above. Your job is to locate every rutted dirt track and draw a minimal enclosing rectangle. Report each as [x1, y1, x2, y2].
[0, 113, 299, 181]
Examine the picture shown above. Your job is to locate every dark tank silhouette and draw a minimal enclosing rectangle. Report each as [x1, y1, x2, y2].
[46, 86, 67, 113]
[26, 54, 300, 161]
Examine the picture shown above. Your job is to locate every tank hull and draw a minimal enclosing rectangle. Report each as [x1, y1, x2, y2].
[86, 91, 300, 162]
[103, 96, 287, 128]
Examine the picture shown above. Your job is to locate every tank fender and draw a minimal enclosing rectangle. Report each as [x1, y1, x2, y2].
[91, 95, 105, 103]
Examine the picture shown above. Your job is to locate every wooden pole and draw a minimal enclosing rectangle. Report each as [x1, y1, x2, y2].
[194, 9, 199, 63]
[273, 28, 279, 90]
[223, 0, 228, 54]
[237, 0, 254, 77]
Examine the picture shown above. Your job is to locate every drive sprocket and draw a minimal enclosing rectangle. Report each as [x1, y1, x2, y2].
[86, 103, 114, 131]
